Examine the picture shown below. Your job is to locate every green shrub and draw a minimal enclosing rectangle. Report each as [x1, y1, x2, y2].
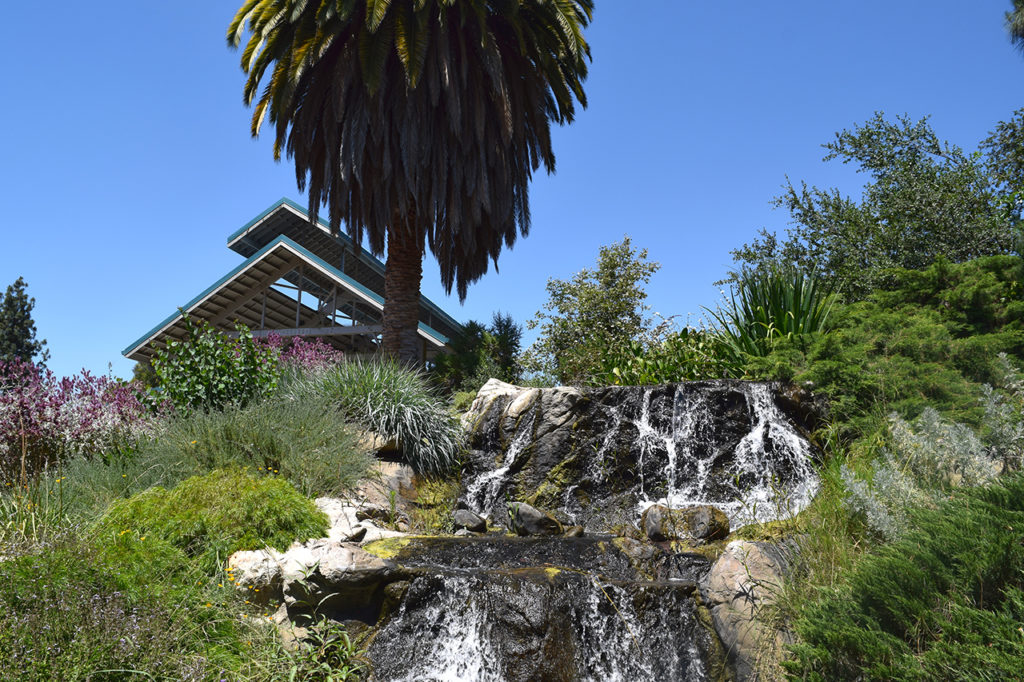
[98, 468, 328, 573]
[785, 474, 1024, 681]
[592, 327, 741, 385]
[0, 537, 210, 680]
[152, 316, 280, 414]
[741, 256, 1024, 441]
[288, 358, 463, 474]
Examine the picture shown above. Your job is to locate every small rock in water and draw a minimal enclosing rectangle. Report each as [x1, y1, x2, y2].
[642, 504, 730, 543]
[453, 509, 487, 533]
[563, 525, 585, 538]
[509, 501, 563, 537]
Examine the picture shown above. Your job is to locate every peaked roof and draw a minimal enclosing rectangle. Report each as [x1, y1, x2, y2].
[123, 200, 464, 362]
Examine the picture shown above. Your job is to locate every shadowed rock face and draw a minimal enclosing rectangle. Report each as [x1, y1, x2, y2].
[461, 380, 822, 532]
[366, 536, 717, 682]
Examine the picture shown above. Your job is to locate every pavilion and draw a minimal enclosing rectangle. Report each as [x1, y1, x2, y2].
[123, 199, 462, 365]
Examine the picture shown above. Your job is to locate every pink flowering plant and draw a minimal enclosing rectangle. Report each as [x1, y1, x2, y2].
[0, 359, 153, 484]
[261, 333, 345, 374]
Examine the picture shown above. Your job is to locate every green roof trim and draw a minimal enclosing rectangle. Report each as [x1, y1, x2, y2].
[224, 197, 463, 335]
[123, 234, 451, 358]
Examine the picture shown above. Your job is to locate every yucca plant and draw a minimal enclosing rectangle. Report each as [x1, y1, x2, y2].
[706, 266, 838, 358]
[287, 358, 464, 474]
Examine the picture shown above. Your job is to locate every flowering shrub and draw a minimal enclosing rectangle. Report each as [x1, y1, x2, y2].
[262, 333, 344, 374]
[0, 359, 152, 483]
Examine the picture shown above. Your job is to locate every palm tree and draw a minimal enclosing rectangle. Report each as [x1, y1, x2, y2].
[1009, 1, 1024, 48]
[228, 0, 592, 363]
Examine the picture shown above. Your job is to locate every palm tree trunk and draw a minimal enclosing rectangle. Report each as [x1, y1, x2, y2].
[382, 220, 424, 364]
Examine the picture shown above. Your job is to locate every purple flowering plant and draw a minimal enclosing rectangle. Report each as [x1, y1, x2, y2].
[0, 359, 154, 484]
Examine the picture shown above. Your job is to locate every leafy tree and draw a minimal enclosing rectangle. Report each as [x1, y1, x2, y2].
[728, 113, 1017, 298]
[1007, 0, 1024, 49]
[228, 0, 592, 363]
[0, 277, 48, 366]
[524, 237, 663, 385]
[432, 312, 522, 392]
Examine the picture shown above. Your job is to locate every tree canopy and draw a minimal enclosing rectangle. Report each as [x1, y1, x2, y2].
[228, 0, 592, 361]
[0, 277, 48, 366]
[524, 237, 662, 385]
[727, 112, 1020, 298]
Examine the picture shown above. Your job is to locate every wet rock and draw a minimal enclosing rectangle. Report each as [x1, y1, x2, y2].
[461, 380, 821, 534]
[641, 504, 730, 543]
[453, 509, 487, 533]
[563, 525, 585, 538]
[510, 502, 563, 537]
[699, 539, 797, 681]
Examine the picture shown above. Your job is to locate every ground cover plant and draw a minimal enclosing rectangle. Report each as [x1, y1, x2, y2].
[784, 474, 1024, 681]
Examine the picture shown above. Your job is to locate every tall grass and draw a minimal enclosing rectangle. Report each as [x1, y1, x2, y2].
[707, 266, 837, 358]
[288, 358, 464, 474]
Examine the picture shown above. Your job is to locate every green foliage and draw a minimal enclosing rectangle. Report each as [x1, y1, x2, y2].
[785, 474, 1024, 681]
[432, 312, 522, 393]
[524, 236, 665, 384]
[288, 358, 463, 474]
[152, 316, 280, 414]
[140, 397, 373, 498]
[98, 467, 328, 573]
[0, 277, 48, 366]
[728, 113, 1018, 298]
[591, 327, 741, 385]
[741, 256, 1024, 439]
[707, 265, 837, 358]
[282, 618, 366, 681]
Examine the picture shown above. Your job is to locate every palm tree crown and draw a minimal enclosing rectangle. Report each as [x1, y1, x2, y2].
[228, 0, 592, 361]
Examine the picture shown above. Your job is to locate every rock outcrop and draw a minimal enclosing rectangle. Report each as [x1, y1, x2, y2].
[700, 539, 798, 681]
[461, 379, 822, 532]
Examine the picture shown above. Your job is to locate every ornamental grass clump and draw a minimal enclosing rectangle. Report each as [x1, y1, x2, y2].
[145, 396, 373, 497]
[288, 357, 464, 474]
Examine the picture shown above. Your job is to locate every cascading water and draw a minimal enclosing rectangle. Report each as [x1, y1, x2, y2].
[649, 382, 820, 526]
[361, 382, 823, 682]
[369, 565, 713, 682]
[461, 380, 820, 530]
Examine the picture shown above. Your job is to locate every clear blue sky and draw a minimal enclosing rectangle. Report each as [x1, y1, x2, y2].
[2, 1, 1023, 379]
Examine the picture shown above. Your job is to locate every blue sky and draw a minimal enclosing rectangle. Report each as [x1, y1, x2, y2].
[2, 1, 1023, 379]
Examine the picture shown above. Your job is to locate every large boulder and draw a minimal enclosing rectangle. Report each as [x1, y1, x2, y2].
[282, 539, 398, 623]
[641, 504, 730, 543]
[699, 539, 797, 682]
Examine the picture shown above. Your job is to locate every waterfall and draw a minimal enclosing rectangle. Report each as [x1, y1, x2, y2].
[646, 382, 820, 526]
[462, 380, 820, 531]
[369, 570, 711, 682]
[465, 407, 538, 519]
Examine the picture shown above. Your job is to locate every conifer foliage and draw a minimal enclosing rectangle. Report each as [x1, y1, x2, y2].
[0, 277, 48, 366]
